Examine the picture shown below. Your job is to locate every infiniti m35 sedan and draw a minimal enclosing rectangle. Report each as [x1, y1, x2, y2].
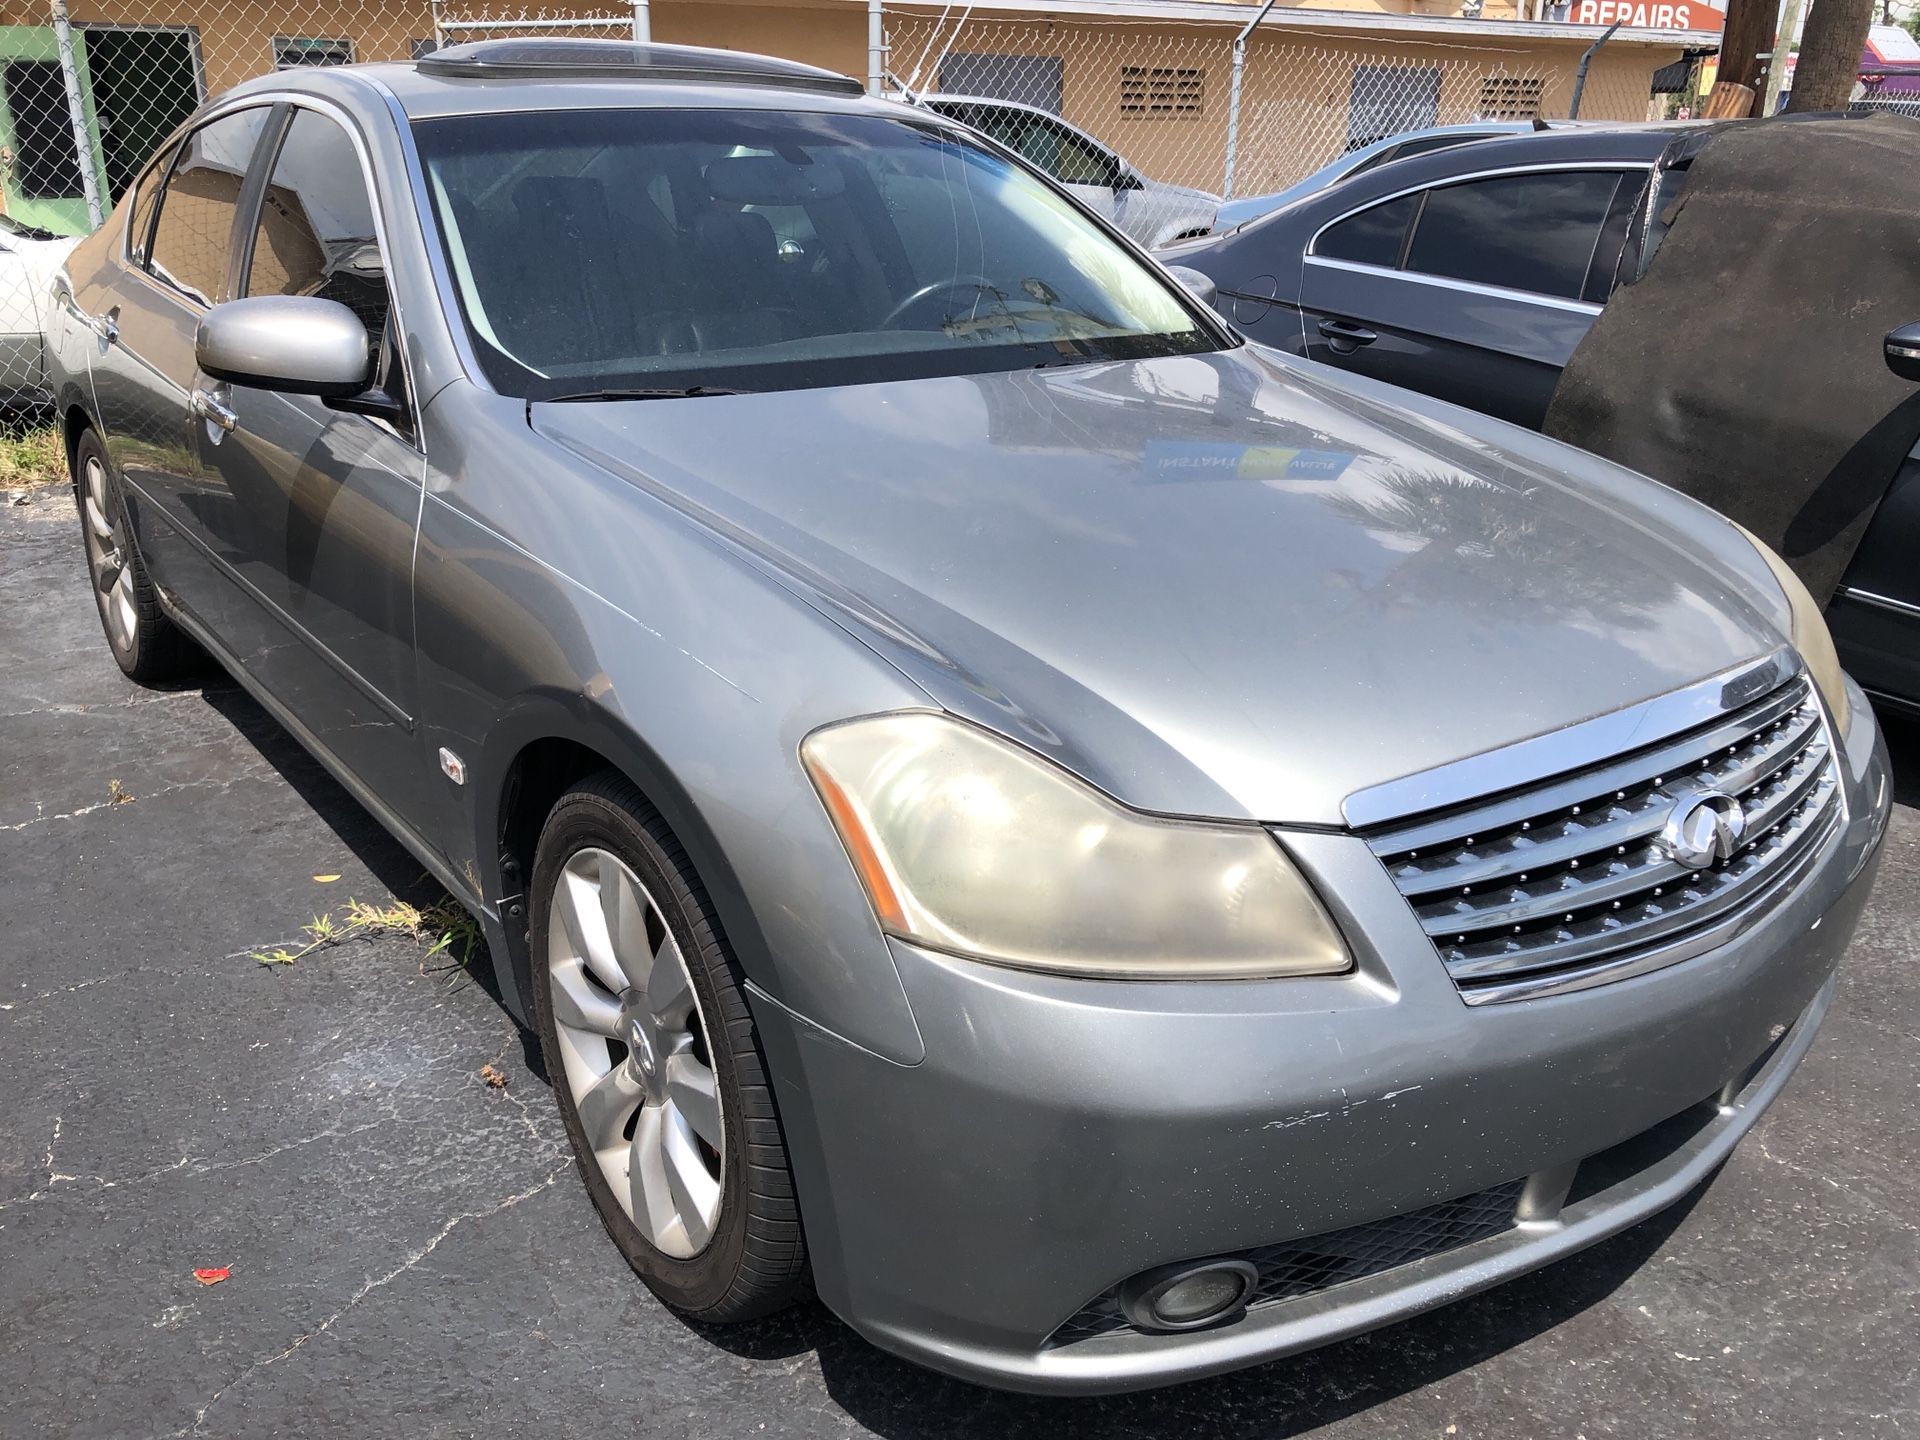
[46, 40, 1890, 1393]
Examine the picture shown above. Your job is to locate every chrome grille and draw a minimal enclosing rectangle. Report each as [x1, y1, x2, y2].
[1363, 675, 1842, 1004]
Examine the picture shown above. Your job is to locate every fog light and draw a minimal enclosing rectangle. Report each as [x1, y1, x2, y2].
[1118, 1259, 1259, 1333]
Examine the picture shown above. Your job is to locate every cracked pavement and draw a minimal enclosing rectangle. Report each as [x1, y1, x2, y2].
[3, 483, 1917, 1439]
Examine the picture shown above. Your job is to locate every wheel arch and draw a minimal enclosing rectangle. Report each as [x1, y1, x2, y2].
[474, 691, 767, 1031]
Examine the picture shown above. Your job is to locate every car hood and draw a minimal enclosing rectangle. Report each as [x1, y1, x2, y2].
[532, 347, 1785, 825]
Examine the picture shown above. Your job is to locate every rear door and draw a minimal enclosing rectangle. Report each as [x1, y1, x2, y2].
[86, 103, 273, 643]
[1298, 166, 1642, 428]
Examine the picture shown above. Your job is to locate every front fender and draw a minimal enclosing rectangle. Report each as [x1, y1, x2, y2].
[413, 385, 931, 1064]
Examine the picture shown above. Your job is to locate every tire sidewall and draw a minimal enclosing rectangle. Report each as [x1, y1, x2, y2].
[73, 429, 143, 674]
[528, 786, 754, 1315]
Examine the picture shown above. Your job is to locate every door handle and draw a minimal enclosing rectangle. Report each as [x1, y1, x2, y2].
[190, 386, 237, 433]
[91, 312, 119, 345]
[1317, 318, 1378, 353]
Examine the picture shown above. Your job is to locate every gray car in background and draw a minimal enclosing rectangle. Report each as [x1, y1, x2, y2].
[919, 93, 1219, 246]
[46, 40, 1890, 1394]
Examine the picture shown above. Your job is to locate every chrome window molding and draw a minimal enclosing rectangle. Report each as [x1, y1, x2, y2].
[1836, 585, 1920, 620]
[1305, 160, 1651, 310]
[1302, 255, 1604, 315]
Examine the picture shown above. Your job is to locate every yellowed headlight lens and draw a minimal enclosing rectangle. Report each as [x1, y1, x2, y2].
[1734, 524, 1850, 733]
[802, 712, 1351, 980]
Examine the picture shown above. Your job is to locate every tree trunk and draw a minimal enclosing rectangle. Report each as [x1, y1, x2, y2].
[1786, 0, 1876, 110]
[1717, 0, 1777, 110]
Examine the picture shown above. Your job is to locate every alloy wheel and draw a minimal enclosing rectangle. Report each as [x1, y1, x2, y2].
[547, 846, 725, 1258]
[81, 454, 138, 655]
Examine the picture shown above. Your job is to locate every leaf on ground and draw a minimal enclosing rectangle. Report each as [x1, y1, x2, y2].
[479, 1063, 508, 1089]
[108, 778, 133, 805]
[192, 1267, 230, 1286]
[312, 874, 341, 884]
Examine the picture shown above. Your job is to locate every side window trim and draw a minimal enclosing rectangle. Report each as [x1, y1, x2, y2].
[122, 138, 182, 267]
[241, 98, 423, 451]
[229, 104, 295, 302]
[141, 102, 275, 310]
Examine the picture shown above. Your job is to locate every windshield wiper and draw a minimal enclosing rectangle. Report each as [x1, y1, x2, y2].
[537, 385, 758, 404]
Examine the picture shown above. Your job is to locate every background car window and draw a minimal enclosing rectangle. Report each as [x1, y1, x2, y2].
[1402, 169, 1625, 301]
[146, 107, 270, 306]
[244, 107, 390, 344]
[1316, 193, 1419, 268]
[1017, 116, 1121, 187]
[124, 143, 176, 265]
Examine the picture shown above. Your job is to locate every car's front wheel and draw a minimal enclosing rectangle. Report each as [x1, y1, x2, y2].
[528, 773, 806, 1320]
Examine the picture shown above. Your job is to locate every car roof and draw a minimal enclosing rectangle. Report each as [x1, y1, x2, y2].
[227, 39, 895, 122]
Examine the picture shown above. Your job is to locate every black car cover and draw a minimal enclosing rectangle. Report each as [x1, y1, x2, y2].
[1543, 112, 1920, 604]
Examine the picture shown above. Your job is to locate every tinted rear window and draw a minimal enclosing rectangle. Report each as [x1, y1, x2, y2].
[1317, 193, 1418, 268]
[1403, 170, 1625, 300]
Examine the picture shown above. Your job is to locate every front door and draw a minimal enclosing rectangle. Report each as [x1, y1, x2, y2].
[191, 104, 428, 822]
[1299, 168, 1632, 429]
[0, 26, 102, 236]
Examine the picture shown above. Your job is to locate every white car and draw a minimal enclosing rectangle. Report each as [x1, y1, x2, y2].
[0, 213, 81, 408]
[918, 94, 1219, 248]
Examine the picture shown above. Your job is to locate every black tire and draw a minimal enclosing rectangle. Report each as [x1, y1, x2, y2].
[528, 771, 807, 1321]
[71, 427, 201, 683]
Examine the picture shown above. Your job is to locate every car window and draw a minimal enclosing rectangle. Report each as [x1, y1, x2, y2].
[413, 107, 1215, 400]
[1402, 169, 1626, 301]
[243, 107, 391, 345]
[146, 107, 272, 306]
[1016, 115, 1121, 187]
[1316, 193, 1419, 268]
[125, 144, 176, 266]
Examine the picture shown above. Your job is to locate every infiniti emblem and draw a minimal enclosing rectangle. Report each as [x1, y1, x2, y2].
[1659, 788, 1747, 871]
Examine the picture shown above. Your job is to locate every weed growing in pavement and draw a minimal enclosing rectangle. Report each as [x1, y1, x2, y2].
[0, 427, 65, 492]
[251, 894, 484, 972]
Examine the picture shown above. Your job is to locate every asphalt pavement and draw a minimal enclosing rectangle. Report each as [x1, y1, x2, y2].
[3, 481, 1917, 1439]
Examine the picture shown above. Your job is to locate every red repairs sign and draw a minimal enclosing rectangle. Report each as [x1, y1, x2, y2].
[1570, 0, 1726, 31]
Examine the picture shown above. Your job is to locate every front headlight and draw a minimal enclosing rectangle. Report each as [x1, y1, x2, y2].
[1734, 524, 1851, 732]
[801, 712, 1350, 980]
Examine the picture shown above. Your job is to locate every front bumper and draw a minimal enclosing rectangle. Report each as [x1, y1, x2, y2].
[751, 691, 1891, 1394]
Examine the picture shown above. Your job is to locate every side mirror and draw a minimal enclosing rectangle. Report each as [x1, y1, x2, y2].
[196, 296, 373, 399]
[1886, 322, 1920, 383]
[1163, 264, 1218, 311]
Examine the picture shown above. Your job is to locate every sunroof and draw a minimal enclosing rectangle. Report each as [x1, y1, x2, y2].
[415, 39, 865, 95]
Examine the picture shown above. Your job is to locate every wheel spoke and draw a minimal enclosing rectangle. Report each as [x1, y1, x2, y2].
[666, 1052, 723, 1150]
[84, 461, 114, 542]
[575, 1060, 644, 1153]
[548, 959, 621, 1036]
[628, 1103, 680, 1244]
[646, 934, 693, 1027]
[111, 579, 137, 651]
[598, 851, 653, 992]
[661, 1111, 720, 1252]
[557, 857, 624, 994]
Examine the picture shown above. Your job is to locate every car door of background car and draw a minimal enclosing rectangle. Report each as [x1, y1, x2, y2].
[187, 101, 429, 820]
[1297, 165, 1644, 427]
[85, 104, 273, 648]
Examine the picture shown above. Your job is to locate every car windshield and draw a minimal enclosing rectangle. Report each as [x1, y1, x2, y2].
[413, 107, 1218, 399]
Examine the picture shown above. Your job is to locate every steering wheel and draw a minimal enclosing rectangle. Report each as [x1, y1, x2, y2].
[880, 275, 1001, 330]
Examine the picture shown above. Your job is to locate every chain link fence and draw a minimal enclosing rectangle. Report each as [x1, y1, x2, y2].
[884, 8, 1665, 202]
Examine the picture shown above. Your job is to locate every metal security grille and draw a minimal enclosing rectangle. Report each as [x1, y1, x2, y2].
[1049, 1180, 1525, 1346]
[1364, 675, 1842, 1005]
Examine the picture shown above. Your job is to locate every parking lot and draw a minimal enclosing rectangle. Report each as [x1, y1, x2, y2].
[2, 477, 1916, 1439]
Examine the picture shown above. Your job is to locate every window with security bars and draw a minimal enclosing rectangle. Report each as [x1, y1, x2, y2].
[1119, 66, 1204, 117]
[1478, 76, 1545, 120]
[272, 36, 354, 68]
